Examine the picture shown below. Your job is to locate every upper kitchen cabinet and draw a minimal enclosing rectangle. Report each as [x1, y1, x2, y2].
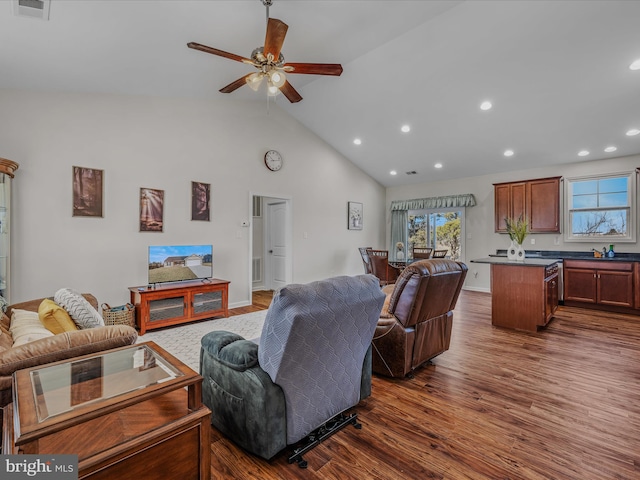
[494, 176, 561, 233]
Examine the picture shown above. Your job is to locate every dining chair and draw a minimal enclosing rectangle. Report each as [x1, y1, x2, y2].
[432, 249, 448, 258]
[412, 246, 433, 259]
[367, 249, 401, 286]
[358, 247, 373, 274]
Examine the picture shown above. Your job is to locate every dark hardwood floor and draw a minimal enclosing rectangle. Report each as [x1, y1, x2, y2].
[227, 290, 274, 316]
[214, 290, 640, 479]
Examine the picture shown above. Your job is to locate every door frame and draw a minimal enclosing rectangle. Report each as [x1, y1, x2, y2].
[407, 207, 466, 262]
[248, 192, 293, 300]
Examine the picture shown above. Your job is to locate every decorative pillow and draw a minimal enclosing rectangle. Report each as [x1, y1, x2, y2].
[54, 288, 104, 329]
[0, 295, 8, 313]
[10, 309, 54, 347]
[38, 298, 79, 334]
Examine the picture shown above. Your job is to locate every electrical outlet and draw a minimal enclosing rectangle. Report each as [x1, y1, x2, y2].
[554, 236, 560, 245]
[530, 238, 536, 245]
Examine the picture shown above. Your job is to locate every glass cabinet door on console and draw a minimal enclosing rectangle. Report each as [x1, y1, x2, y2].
[0, 158, 19, 303]
[192, 290, 223, 317]
[148, 295, 187, 323]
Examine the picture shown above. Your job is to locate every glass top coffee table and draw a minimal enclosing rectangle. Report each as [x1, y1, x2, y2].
[29, 343, 183, 422]
[3, 341, 211, 480]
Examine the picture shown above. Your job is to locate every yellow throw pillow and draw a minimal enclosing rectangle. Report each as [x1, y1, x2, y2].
[38, 299, 78, 334]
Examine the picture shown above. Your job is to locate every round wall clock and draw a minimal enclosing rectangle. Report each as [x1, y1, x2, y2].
[264, 150, 283, 171]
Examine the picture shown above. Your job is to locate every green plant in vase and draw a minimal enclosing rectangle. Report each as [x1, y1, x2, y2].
[505, 215, 529, 261]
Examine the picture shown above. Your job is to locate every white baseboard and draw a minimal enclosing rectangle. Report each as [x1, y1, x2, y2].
[462, 286, 491, 294]
[229, 300, 251, 309]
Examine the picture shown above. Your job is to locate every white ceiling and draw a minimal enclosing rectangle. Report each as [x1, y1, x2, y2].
[1, 0, 640, 187]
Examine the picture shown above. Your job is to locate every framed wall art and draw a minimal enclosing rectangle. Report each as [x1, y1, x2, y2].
[72, 166, 103, 217]
[348, 201, 363, 230]
[140, 188, 164, 232]
[191, 181, 210, 221]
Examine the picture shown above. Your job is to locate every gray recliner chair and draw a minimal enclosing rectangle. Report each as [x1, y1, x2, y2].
[199, 274, 385, 465]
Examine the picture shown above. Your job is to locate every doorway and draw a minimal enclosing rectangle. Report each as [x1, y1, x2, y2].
[407, 209, 465, 261]
[249, 194, 292, 301]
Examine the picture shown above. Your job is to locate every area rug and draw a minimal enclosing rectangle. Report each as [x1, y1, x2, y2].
[136, 310, 267, 372]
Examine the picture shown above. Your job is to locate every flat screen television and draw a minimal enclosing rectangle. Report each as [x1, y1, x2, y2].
[148, 245, 213, 285]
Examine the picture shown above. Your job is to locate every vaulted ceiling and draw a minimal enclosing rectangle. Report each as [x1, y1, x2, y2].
[2, 0, 639, 187]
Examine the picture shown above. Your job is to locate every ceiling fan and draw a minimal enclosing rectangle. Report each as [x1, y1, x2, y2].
[187, 0, 343, 103]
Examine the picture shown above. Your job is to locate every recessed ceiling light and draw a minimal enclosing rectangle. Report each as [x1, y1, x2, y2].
[390, 170, 397, 176]
[578, 150, 590, 157]
[504, 149, 514, 157]
[630, 59, 640, 70]
[401, 125, 411, 133]
[626, 128, 640, 136]
[480, 101, 492, 111]
[604, 146, 617, 153]
[434, 163, 443, 169]
[353, 138, 362, 145]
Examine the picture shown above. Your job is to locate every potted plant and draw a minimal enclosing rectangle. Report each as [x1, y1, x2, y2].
[504, 215, 528, 261]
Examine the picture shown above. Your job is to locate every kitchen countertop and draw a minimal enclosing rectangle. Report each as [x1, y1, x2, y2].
[492, 249, 640, 262]
[471, 257, 562, 267]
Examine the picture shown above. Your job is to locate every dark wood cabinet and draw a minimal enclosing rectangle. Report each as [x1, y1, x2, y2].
[494, 176, 560, 233]
[129, 279, 229, 335]
[490, 262, 559, 331]
[544, 271, 559, 323]
[635, 263, 640, 310]
[564, 266, 597, 304]
[527, 178, 561, 232]
[494, 182, 526, 232]
[564, 260, 634, 308]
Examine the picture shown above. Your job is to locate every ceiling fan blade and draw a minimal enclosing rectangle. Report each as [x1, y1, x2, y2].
[187, 42, 252, 64]
[280, 81, 303, 103]
[219, 74, 253, 94]
[263, 18, 288, 60]
[284, 63, 343, 76]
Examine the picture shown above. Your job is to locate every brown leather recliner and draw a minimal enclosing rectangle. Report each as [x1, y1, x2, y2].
[372, 259, 467, 378]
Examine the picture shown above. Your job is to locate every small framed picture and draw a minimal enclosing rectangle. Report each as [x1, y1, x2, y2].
[72, 166, 103, 217]
[140, 188, 164, 232]
[348, 201, 363, 230]
[191, 181, 210, 221]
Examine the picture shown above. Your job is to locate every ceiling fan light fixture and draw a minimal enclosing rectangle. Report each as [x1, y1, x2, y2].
[269, 70, 286, 88]
[267, 81, 280, 96]
[246, 72, 264, 91]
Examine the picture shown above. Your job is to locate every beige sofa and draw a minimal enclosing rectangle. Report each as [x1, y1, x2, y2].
[0, 294, 138, 407]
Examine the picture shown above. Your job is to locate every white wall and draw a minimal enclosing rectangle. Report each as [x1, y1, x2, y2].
[387, 154, 640, 292]
[0, 89, 386, 305]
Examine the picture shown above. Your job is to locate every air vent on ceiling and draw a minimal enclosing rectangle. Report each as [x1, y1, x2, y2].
[406, 171, 418, 175]
[13, 0, 50, 20]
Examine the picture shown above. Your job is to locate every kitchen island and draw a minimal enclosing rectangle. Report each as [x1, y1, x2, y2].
[472, 257, 562, 332]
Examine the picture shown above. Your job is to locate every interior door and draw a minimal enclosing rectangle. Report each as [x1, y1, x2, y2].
[266, 200, 288, 291]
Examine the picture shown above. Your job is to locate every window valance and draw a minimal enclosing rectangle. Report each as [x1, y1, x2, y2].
[390, 193, 476, 211]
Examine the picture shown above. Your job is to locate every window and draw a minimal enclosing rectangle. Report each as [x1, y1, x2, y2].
[565, 172, 636, 242]
[407, 208, 465, 261]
